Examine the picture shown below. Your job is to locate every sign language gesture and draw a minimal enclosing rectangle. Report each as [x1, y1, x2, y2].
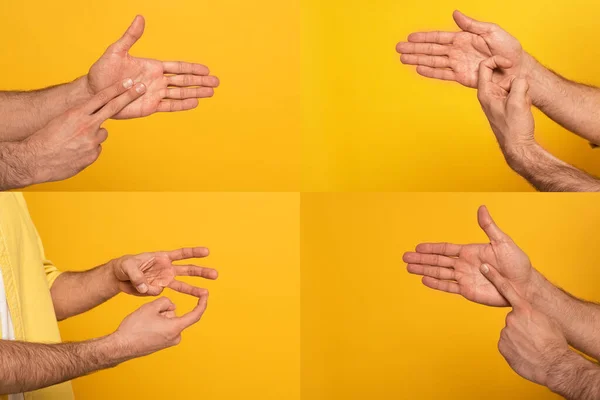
[403, 206, 537, 307]
[396, 11, 528, 90]
[480, 263, 569, 387]
[25, 78, 146, 184]
[112, 247, 218, 298]
[87, 15, 220, 117]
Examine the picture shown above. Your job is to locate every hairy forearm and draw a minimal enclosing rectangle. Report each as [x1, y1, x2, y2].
[525, 54, 600, 145]
[51, 261, 120, 321]
[547, 350, 600, 400]
[0, 141, 35, 190]
[0, 76, 91, 142]
[528, 271, 600, 360]
[0, 335, 131, 394]
[505, 142, 600, 192]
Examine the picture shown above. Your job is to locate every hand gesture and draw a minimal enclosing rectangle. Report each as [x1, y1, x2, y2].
[404, 205, 536, 307]
[88, 15, 220, 118]
[112, 247, 218, 297]
[396, 10, 527, 90]
[481, 263, 568, 387]
[24, 78, 146, 184]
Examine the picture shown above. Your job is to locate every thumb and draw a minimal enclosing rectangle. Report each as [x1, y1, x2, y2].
[453, 10, 493, 35]
[507, 78, 531, 109]
[111, 15, 145, 52]
[122, 258, 152, 294]
[149, 297, 176, 313]
[477, 205, 509, 243]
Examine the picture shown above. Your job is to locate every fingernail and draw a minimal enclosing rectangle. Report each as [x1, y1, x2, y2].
[480, 264, 489, 274]
[135, 83, 146, 94]
[137, 283, 148, 293]
[123, 78, 133, 88]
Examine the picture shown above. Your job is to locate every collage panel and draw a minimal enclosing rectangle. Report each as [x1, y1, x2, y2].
[301, 192, 600, 399]
[2, 0, 300, 192]
[22, 192, 300, 399]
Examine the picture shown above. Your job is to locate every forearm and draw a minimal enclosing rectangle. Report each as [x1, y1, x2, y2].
[528, 271, 600, 359]
[505, 142, 600, 192]
[0, 76, 92, 142]
[525, 54, 600, 145]
[0, 141, 35, 190]
[0, 335, 132, 394]
[51, 261, 121, 321]
[547, 350, 600, 400]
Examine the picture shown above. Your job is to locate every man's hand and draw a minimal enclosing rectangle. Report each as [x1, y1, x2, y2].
[480, 263, 570, 387]
[21, 78, 146, 185]
[111, 247, 218, 297]
[87, 15, 220, 117]
[404, 205, 539, 307]
[477, 56, 536, 160]
[112, 294, 209, 357]
[396, 10, 530, 90]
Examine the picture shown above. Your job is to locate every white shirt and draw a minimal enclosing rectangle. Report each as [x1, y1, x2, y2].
[0, 271, 24, 400]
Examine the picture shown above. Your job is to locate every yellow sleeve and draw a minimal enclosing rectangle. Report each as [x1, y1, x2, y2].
[43, 258, 63, 289]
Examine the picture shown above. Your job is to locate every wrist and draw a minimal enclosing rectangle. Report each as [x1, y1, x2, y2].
[520, 53, 551, 109]
[107, 259, 125, 294]
[502, 139, 540, 172]
[69, 75, 94, 108]
[103, 332, 138, 365]
[547, 350, 600, 398]
[0, 141, 36, 189]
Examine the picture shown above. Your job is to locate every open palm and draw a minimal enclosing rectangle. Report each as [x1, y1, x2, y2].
[113, 247, 218, 297]
[396, 10, 525, 90]
[403, 206, 534, 307]
[88, 15, 219, 118]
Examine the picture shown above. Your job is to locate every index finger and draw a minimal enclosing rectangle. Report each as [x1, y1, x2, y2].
[478, 56, 513, 92]
[406, 31, 456, 44]
[177, 293, 208, 329]
[480, 263, 526, 309]
[162, 61, 210, 76]
[168, 247, 210, 261]
[83, 78, 135, 114]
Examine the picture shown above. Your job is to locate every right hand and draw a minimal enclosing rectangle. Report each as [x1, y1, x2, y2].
[23, 77, 146, 184]
[113, 294, 209, 358]
[396, 10, 529, 90]
[403, 205, 538, 307]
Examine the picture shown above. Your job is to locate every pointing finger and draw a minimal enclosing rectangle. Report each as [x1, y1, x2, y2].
[480, 264, 527, 309]
[93, 82, 146, 123]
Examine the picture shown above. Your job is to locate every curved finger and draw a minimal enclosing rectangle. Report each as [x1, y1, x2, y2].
[177, 294, 209, 329]
[168, 280, 209, 297]
[402, 252, 455, 267]
[400, 54, 450, 68]
[407, 264, 455, 280]
[165, 87, 214, 100]
[415, 242, 462, 257]
[149, 296, 175, 312]
[480, 263, 526, 309]
[121, 262, 150, 294]
[166, 74, 220, 87]
[163, 61, 210, 76]
[110, 15, 145, 52]
[406, 31, 456, 44]
[416, 66, 456, 82]
[93, 82, 146, 123]
[478, 56, 513, 92]
[507, 78, 531, 109]
[174, 264, 218, 279]
[83, 78, 135, 114]
[396, 42, 449, 56]
[157, 99, 199, 113]
[168, 247, 210, 261]
[421, 276, 460, 294]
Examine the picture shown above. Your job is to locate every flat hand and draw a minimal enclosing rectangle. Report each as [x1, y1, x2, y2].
[396, 10, 525, 90]
[112, 247, 218, 297]
[403, 205, 534, 307]
[87, 15, 220, 118]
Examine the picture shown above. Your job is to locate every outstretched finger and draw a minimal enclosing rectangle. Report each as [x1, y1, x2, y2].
[406, 31, 456, 44]
[111, 15, 145, 52]
[402, 252, 455, 267]
[163, 61, 210, 76]
[396, 42, 450, 56]
[168, 247, 210, 261]
[157, 99, 199, 113]
[174, 264, 218, 280]
[415, 242, 462, 257]
[416, 66, 456, 82]
[480, 264, 527, 309]
[407, 264, 456, 280]
[93, 82, 146, 123]
[168, 280, 209, 298]
[421, 276, 460, 295]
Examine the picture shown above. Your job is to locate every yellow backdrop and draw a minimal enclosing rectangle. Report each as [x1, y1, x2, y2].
[2, 0, 300, 191]
[301, 0, 600, 191]
[301, 193, 600, 399]
[24, 192, 300, 400]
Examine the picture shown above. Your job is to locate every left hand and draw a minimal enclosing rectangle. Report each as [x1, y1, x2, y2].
[112, 247, 218, 297]
[481, 263, 569, 387]
[87, 15, 220, 118]
[477, 55, 535, 156]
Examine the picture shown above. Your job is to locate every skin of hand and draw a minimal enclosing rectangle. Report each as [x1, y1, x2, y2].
[403, 205, 541, 307]
[111, 247, 218, 298]
[21, 78, 146, 185]
[113, 294, 209, 357]
[480, 263, 570, 387]
[477, 55, 536, 160]
[87, 15, 220, 117]
[396, 10, 532, 90]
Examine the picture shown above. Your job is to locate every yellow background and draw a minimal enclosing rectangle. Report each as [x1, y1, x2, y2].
[1, 0, 300, 191]
[24, 192, 300, 400]
[301, 193, 600, 399]
[301, 0, 600, 191]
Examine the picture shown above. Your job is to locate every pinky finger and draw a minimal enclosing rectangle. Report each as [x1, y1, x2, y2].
[416, 66, 456, 82]
[421, 276, 460, 294]
[157, 99, 199, 113]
